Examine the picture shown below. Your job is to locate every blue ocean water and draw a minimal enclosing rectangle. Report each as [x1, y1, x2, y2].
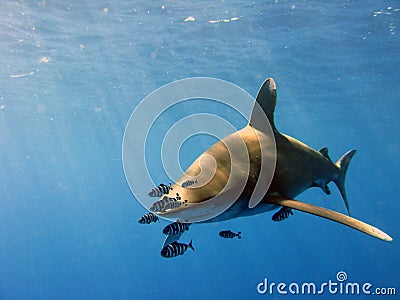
[0, 1, 399, 299]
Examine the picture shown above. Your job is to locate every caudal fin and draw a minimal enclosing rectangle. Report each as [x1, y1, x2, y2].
[334, 150, 356, 216]
[188, 240, 195, 251]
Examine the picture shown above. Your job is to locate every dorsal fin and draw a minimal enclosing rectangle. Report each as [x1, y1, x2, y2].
[249, 78, 277, 133]
[319, 147, 333, 162]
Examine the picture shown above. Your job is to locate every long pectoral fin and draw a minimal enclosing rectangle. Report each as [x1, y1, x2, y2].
[266, 195, 393, 242]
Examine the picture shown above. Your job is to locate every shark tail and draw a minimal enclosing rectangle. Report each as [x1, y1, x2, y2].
[334, 150, 356, 216]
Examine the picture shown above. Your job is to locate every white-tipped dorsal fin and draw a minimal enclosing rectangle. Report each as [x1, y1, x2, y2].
[249, 78, 277, 133]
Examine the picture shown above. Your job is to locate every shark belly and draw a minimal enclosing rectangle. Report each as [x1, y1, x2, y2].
[200, 197, 279, 223]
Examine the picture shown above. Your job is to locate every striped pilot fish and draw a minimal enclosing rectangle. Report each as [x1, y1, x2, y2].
[150, 194, 187, 213]
[219, 230, 242, 239]
[160, 240, 194, 258]
[148, 183, 172, 198]
[272, 207, 293, 222]
[138, 212, 159, 224]
[181, 179, 197, 188]
[163, 221, 191, 236]
[163, 198, 188, 211]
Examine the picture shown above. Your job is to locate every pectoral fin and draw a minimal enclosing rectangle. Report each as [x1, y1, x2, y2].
[266, 195, 392, 242]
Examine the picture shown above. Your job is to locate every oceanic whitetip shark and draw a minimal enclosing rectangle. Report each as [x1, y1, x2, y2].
[155, 78, 392, 244]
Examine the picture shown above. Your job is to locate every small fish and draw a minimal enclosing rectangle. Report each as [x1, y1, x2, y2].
[181, 179, 197, 188]
[150, 194, 186, 213]
[148, 183, 172, 198]
[150, 196, 175, 213]
[219, 230, 241, 239]
[163, 221, 191, 236]
[160, 240, 194, 258]
[163, 199, 187, 211]
[150, 199, 166, 213]
[138, 213, 159, 224]
[272, 207, 293, 222]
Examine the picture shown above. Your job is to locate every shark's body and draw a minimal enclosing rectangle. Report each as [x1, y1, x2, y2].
[158, 78, 392, 242]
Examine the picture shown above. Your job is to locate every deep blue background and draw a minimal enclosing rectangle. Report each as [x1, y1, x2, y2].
[0, 1, 399, 299]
